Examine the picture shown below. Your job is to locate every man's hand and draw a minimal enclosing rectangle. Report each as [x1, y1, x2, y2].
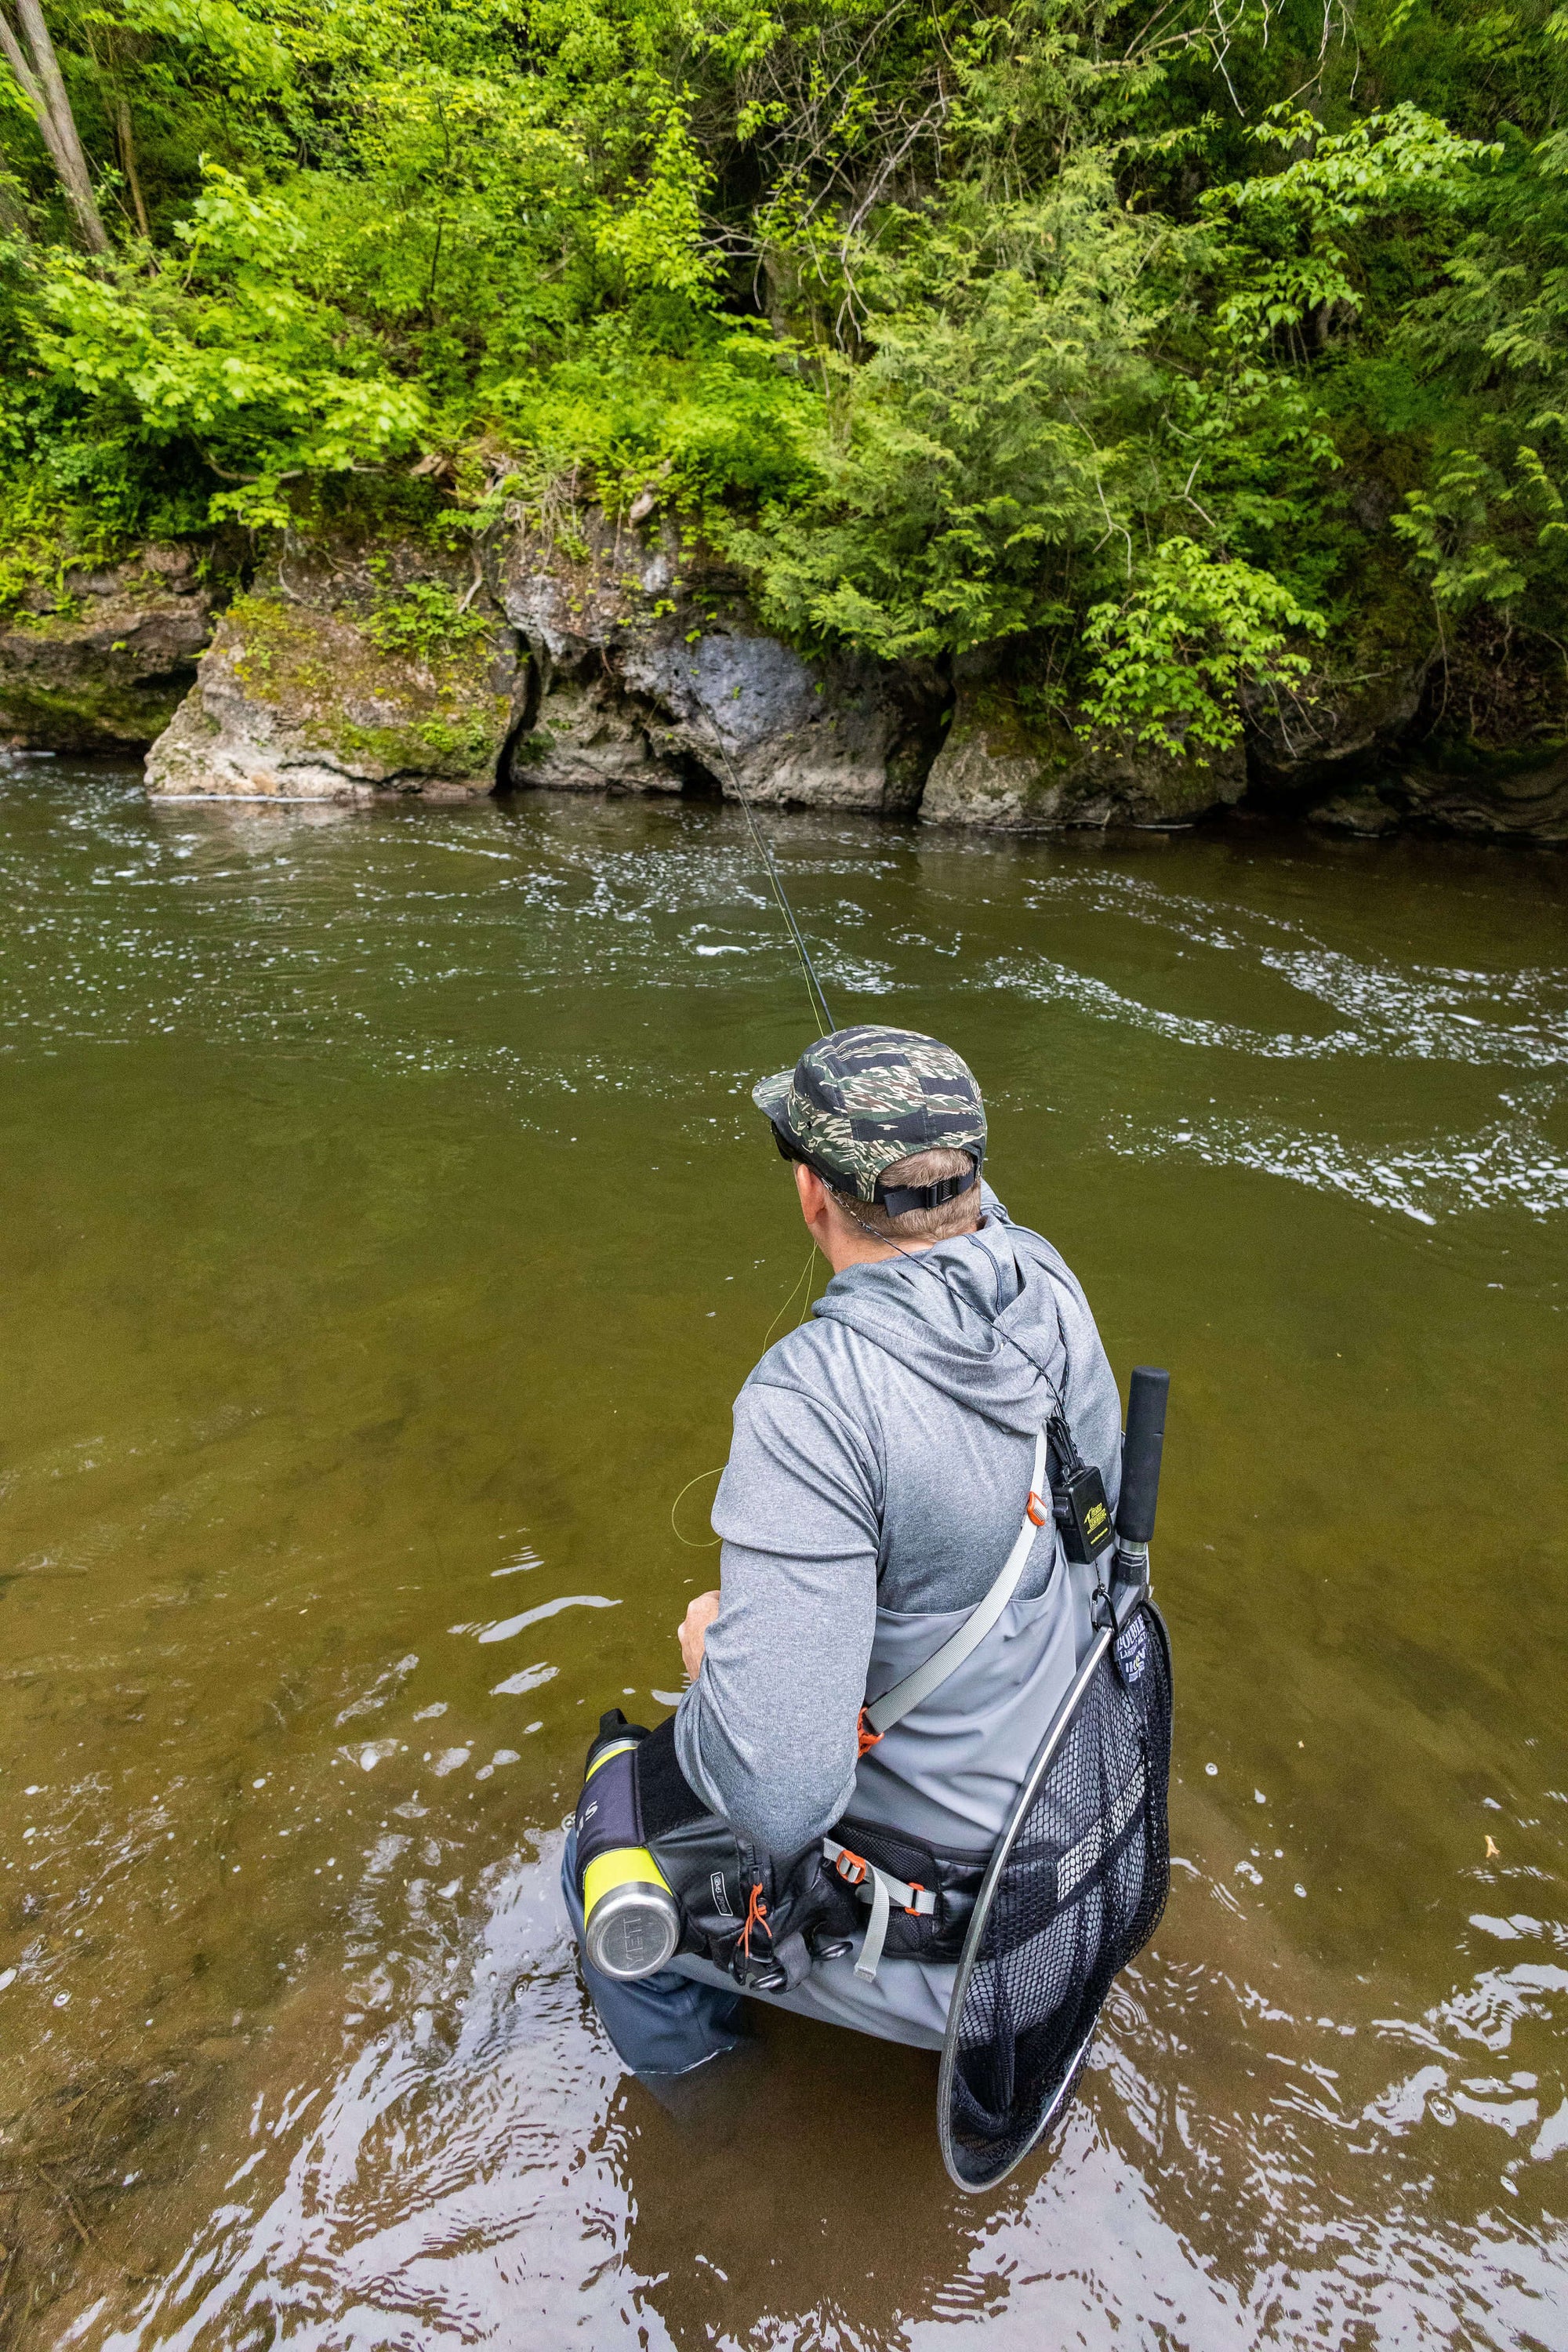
[678, 1589, 721, 1681]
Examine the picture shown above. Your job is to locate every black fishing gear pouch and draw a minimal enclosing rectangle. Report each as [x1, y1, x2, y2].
[576, 1711, 848, 1991]
[820, 1817, 990, 1962]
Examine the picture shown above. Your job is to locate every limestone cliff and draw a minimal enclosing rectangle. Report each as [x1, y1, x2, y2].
[146, 551, 519, 802]
[0, 545, 220, 752]
[499, 513, 945, 814]
[106, 519, 1568, 839]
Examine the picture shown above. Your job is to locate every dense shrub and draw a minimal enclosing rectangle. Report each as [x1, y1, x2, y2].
[3, 0, 1566, 744]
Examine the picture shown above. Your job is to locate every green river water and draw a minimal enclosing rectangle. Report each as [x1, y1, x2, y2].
[1, 764, 1565, 2350]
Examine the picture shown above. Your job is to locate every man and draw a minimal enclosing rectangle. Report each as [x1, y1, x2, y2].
[564, 1023, 1123, 2077]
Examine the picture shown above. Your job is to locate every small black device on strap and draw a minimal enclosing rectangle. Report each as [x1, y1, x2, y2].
[1047, 1410, 1114, 1564]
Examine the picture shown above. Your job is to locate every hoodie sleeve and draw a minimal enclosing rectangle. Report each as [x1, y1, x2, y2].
[674, 1370, 879, 1856]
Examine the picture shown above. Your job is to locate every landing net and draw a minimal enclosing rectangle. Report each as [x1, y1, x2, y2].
[938, 1597, 1173, 2192]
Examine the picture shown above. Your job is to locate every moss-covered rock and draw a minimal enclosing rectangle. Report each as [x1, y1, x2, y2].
[920, 683, 1244, 830]
[0, 544, 221, 752]
[147, 556, 520, 801]
[499, 509, 947, 814]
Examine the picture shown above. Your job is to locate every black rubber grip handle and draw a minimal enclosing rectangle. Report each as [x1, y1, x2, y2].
[1116, 1367, 1169, 1544]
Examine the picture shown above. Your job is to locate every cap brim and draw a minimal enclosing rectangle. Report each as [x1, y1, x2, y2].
[750, 1069, 793, 1125]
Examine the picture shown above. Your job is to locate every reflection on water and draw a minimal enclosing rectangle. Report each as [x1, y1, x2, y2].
[0, 765, 1563, 2349]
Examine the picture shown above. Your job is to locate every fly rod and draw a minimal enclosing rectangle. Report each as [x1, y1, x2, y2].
[687, 674, 1075, 1425]
[687, 684, 836, 1040]
[687, 670, 1073, 1405]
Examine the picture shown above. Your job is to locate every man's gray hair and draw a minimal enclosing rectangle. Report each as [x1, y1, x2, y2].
[830, 1147, 982, 1244]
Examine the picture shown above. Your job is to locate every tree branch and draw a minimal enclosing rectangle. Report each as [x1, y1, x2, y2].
[116, 93, 148, 239]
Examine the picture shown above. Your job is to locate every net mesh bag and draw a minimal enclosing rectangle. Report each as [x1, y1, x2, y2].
[941, 1598, 1173, 2190]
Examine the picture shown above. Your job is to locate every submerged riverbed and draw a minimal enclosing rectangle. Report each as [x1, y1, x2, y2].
[1, 766, 1565, 2350]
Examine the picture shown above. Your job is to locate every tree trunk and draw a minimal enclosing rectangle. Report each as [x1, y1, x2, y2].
[116, 95, 148, 236]
[0, 0, 110, 252]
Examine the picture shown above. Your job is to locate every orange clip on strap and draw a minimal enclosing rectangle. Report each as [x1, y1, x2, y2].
[833, 1847, 869, 1888]
[1026, 1490, 1049, 1527]
[742, 1878, 771, 1962]
[856, 1706, 882, 1757]
[902, 1881, 926, 1918]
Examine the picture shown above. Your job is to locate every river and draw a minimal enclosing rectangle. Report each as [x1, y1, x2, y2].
[1, 764, 1565, 2350]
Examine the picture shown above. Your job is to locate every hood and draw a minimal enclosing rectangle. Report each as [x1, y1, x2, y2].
[810, 1214, 1069, 1439]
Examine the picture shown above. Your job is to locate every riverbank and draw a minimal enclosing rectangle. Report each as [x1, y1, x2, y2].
[3, 527, 1566, 844]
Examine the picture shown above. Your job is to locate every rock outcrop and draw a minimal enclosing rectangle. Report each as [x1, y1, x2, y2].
[1395, 749, 1568, 840]
[919, 684, 1246, 829]
[147, 551, 520, 802]
[125, 517, 1568, 837]
[1294, 619, 1568, 841]
[1243, 656, 1434, 804]
[1308, 749, 1568, 842]
[499, 514, 945, 813]
[0, 544, 220, 752]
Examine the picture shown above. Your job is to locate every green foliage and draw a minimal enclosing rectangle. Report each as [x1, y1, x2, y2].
[361, 575, 492, 660]
[0, 478, 91, 619]
[2, 0, 1567, 744]
[1392, 443, 1568, 610]
[731, 171, 1157, 661]
[1202, 102, 1497, 345]
[1081, 537, 1326, 756]
[33, 162, 430, 522]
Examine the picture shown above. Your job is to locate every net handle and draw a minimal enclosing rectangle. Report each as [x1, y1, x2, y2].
[1116, 1367, 1169, 1547]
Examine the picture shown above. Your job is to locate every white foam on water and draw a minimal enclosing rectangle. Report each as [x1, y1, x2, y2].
[1007, 869, 1568, 1068]
[1114, 1110, 1568, 1222]
[987, 949, 1568, 1068]
[985, 952, 1362, 1059]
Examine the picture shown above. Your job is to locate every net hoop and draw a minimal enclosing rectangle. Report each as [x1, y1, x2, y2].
[936, 1577, 1171, 2194]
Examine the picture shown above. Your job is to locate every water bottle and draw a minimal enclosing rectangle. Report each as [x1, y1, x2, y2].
[575, 1718, 682, 1980]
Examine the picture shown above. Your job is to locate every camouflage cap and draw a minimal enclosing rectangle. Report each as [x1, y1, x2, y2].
[752, 1025, 986, 1203]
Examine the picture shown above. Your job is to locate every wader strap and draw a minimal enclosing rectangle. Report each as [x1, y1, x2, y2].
[862, 1425, 1050, 1740]
[857, 1871, 892, 1982]
[823, 1838, 938, 1982]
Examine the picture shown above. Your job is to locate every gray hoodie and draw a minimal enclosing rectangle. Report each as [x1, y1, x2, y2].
[674, 1186, 1122, 1857]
